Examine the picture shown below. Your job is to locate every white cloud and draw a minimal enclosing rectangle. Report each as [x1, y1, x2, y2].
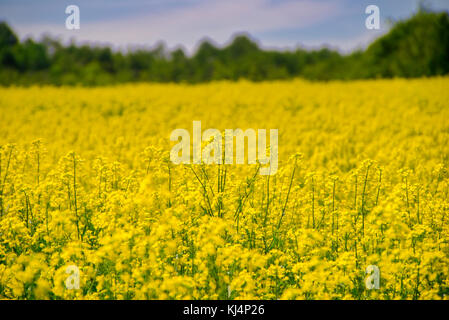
[288, 29, 387, 53]
[13, 0, 344, 52]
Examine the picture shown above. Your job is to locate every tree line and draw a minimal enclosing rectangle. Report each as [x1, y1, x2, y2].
[1, 10, 448, 85]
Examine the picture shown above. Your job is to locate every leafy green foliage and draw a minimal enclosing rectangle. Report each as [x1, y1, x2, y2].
[0, 10, 448, 85]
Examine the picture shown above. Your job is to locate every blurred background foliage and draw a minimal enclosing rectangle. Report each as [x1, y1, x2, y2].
[0, 9, 448, 85]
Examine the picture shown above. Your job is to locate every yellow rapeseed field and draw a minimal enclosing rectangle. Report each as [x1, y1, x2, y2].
[0, 78, 448, 299]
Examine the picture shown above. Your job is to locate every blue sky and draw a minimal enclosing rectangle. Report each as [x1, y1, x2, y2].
[1, 0, 449, 53]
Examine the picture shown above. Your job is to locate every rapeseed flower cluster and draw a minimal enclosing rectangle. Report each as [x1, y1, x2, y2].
[0, 78, 448, 299]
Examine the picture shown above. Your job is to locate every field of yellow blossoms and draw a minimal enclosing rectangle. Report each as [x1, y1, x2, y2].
[0, 78, 449, 300]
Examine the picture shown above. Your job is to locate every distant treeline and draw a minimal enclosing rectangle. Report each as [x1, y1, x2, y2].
[1, 10, 449, 85]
